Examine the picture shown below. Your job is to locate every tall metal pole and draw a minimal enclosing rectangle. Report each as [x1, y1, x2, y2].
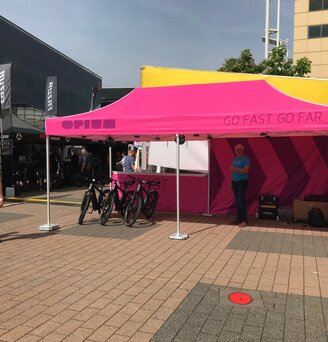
[265, 0, 270, 59]
[176, 136, 180, 234]
[276, 0, 281, 47]
[169, 134, 188, 240]
[39, 136, 58, 231]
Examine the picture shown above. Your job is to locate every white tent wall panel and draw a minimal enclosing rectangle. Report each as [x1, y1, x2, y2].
[148, 141, 208, 172]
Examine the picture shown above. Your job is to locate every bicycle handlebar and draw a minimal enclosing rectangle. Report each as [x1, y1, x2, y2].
[105, 175, 160, 189]
[135, 178, 161, 188]
[107, 175, 136, 188]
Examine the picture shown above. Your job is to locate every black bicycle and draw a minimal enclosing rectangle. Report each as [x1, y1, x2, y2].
[124, 179, 160, 227]
[78, 178, 111, 224]
[99, 176, 136, 225]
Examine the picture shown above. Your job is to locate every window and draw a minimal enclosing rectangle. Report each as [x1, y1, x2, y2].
[310, 0, 323, 10]
[309, 25, 322, 38]
[323, 24, 328, 36]
[308, 24, 328, 38]
[15, 106, 45, 129]
[309, 0, 328, 10]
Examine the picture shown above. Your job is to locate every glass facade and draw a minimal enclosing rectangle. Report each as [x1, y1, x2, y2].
[14, 106, 45, 129]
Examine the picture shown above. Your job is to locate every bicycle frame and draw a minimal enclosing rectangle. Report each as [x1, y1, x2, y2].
[87, 180, 109, 212]
[112, 178, 135, 212]
[131, 179, 158, 208]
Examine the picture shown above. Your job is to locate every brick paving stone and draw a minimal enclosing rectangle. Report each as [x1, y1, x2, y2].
[130, 308, 153, 323]
[201, 319, 225, 336]
[88, 325, 117, 342]
[51, 309, 78, 324]
[0, 329, 9, 338]
[98, 303, 123, 317]
[0, 325, 34, 342]
[40, 332, 67, 342]
[61, 327, 94, 341]
[283, 331, 305, 342]
[105, 313, 131, 328]
[29, 320, 61, 337]
[118, 302, 142, 316]
[217, 328, 240, 342]
[115, 320, 144, 337]
[151, 307, 174, 321]
[240, 325, 263, 341]
[139, 318, 165, 334]
[0, 315, 30, 330]
[152, 325, 178, 342]
[81, 315, 108, 330]
[305, 336, 328, 342]
[53, 319, 83, 336]
[0, 307, 25, 322]
[195, 332, 217, 342]
[284, 318, 305, 333]
[16, 334, 42, 341]
[0, 212, 32, 224]
[173, 323, 202, 341]
[23, 313, 53, 328]
[60, 222, 160, 240]
[72, 307, 100, 322]
[185, 311, 209, 327]
[129, 331, 153, 341]
[106, 334, 130, 341]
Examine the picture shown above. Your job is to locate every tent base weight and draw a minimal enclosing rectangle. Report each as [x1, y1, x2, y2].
[39, 223, 59, 231]
[169, 232, 188, 240]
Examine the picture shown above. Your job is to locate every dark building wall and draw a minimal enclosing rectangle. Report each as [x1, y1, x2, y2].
[0, 16, 101, 116]
[101, 88, 134, 107]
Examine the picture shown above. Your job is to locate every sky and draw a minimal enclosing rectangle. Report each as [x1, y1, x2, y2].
[2, 0, 294, 88]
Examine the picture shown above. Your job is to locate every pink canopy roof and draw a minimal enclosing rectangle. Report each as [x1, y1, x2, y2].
[46, 80, 328, 141]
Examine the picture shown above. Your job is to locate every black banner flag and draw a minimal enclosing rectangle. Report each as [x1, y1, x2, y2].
[0, 63, 11, 111]
[45, 76, 57, 116]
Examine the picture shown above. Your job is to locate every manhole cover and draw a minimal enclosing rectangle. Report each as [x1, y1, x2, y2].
[228, 292, 253, 305]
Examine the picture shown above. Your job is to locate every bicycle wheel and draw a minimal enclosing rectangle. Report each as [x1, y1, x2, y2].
[143, 191, 158, 219]
[78, 192, 92, 224]
[99, 192, 115, 225]
[124, 197, 142, 227]
[120, 190, 134, 216]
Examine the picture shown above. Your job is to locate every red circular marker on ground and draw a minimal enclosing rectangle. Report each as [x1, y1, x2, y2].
[228, 292, 253, 305]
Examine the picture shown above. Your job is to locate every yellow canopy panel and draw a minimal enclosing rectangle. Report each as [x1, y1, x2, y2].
[140, 65, 328, 105]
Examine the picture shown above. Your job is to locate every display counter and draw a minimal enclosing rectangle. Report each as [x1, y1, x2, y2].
[112, 172, 208, 214]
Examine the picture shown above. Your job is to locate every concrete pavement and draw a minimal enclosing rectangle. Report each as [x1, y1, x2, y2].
[1, 188, 328, 341]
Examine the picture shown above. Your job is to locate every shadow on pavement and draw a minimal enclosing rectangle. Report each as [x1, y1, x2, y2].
[0, 230, 59, 243]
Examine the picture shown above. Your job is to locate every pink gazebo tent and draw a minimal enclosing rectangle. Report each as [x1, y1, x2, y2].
[46, 80, 328, 140]
[44, 80, 328, 237]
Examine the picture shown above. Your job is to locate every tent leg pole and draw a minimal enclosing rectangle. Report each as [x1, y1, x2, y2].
[109, 146, 112, 190]
[203, 138, 212, 216]
[39, 136, 58, 231]
[170, 134, 188, 240]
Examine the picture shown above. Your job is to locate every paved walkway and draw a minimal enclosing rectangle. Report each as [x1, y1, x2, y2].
[1, 189, 328, 341]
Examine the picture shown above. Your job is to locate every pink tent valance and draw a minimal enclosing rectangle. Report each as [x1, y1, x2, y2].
[46, 80, 328, 141]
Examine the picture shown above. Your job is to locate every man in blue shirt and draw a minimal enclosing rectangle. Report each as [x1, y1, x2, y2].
[117, 150, 135, 173]
[230, 144, 250, 228]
